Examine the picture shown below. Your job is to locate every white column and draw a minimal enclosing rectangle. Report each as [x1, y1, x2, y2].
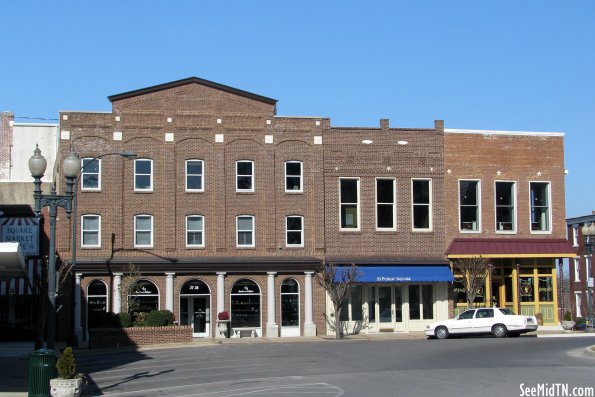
[74, 273, 83, 341]
[113, 273, 123, 314]
[266, 272, 279, 337]
[165, 273, 175, 312]
[304, 271, 317, 336]
[216, 272, 226, 339]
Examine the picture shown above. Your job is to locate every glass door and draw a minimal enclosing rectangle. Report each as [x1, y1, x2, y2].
[181, 296, 210, 338]
[378, 286, 393, 330]
[394, 286, 405, 332]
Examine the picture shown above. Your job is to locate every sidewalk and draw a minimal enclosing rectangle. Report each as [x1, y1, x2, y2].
[1, 329, 593, 396]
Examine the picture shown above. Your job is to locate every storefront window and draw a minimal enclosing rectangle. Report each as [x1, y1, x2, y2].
[453, 278, 467, 304]
[87, 280, 108, 328]
[519, 277, 534, 302]
[128, 280, 159, 315]
[281, 279, 299, 327]
[351, 286, 363, 321]
[505, 277, 514, 302]
[538, 277, 553, 302]
[422, 285, 434, 319]
[409, 285, 420, 320]
[368, 288, 375, 322]
[231, 279, 261, 328]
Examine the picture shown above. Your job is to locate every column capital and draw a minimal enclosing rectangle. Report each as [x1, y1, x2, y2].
[75, 272, 83, 279]
[304, 271, 314, 276]
[267, 272, 277, 276]
[113, 272, 124, 277]
[165, 272, 176, 277]
[216, 272, 227, 276]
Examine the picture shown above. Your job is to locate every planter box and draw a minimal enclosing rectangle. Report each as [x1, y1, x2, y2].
[89, 326, 192, 349]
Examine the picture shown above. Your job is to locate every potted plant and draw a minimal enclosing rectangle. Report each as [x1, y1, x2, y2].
[50, 347, 84, 397]
[535, 312, 544, 326]
[217, 311, 230, 337]
[561, 311, 575, 331]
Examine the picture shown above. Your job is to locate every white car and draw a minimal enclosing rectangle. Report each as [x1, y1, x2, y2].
[425, 307, 538, 339]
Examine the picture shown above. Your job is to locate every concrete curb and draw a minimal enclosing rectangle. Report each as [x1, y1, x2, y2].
[584, 345, 595, 356]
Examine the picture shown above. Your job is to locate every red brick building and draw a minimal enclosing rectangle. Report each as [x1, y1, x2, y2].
[566, 212, 595, 320]
[51, 77, 574, 341]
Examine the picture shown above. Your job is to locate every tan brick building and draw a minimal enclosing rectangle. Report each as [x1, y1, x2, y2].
[51, 77, 574, 341]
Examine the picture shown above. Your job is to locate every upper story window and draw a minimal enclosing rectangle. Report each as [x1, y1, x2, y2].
[285, 161, 303, 192]
[236, 160, 254, 192]
[236, 215, 255, 247]
[186, 160, 204, 192]
[286, 215, 304, 247]
[530, 182, 550, 232]
[572, 226, 579, 247]
[186, 215, 204, 248]
[573, 257, 580, 282]
[495, 181, 516, 232]
[459, 180, 480, 232]
[81, 214, 100, 247]
[376, 178, 396, 230]
[412, 179, 432, 231]
[339, 178, 360, 231]
[134, 214, 153, 247]
[134, 159, 153, 191]
[81, 158, 101, 191]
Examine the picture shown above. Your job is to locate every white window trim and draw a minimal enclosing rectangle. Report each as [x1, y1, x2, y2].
[528, 180, 552, 235]
[586, 255, 592, 281]
[134, 159, 153, 192]
[81, 214, 101, 248]
[128, 280, 160, 312]
[575, 292, 582, 317]
[186, 215, 205, 248]
[285, 160, 303, 193]
[81, 158, 101, 191]
[573, 257, 580, 282]
[134, 214, 154, 248]
[86, 280, 109, 312]
[375, 177, 396, 231]
[411, 178, 433, 232]
[572, 226, 579, 247]
[236, 160, 254, 193]
[280, 279, 301, 329]
[236, 215, 255, 248]
[339, 177, 361, 232]
[185, 159, 204, 192]
[458, 179, 481, 234]
[286, 215, 304, 247]
[230, 279, 262, 329]
[494, 180, 517, 234]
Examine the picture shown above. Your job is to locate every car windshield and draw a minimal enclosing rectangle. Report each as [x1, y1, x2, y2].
[498, 308, 515, 315]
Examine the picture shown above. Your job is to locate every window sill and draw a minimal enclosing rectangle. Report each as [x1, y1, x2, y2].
[81, 189, 101, 193]
[495, 231, 517, 235]
[134, 190, 154, 193]
[80, 246, 101, 249]
[412, 229, 433, 233]
[236, 246, 255, 249]
[339, 230, 361, 234]
[530, 230, 552, 235]
[459, 230, 481, 234]
[186, 190, 205, 194]
[285, 191, 303, 194]
[375, 230, 397, 234]
[285, 245, 304, 249]
[134, 246, 154, 249]
[186, 246, 205, 249]
[236, 190, 255, 194]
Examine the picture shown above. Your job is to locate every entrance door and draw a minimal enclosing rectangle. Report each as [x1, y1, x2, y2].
[375, 286, 405, 332]
[181, 296, 210, 337]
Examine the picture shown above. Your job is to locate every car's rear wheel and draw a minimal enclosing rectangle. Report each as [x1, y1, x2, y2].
[492, 324, 508, 338]
[435, 326, 449, 339]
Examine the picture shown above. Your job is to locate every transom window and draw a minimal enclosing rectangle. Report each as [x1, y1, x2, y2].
[134, 159, 153, 191]
[285, 161, 303, 192]
[459, 180, 480, 232]
[186, 215, 204, 247]
[236, 215, 255, 247]
[340, 178, 360, 230]
[412, 179, 432, 231]
[186, 160, 204, 192]
[286, 216, 304, 247]
[495, 181, 516, 232]
[530, 182, 550, 232]
[81, 158, 101, 190]
[376, 178, 396, 230]
[236, 160, 254, 192]
[81, 214, 101, 247]
[134, 214, 153, 247]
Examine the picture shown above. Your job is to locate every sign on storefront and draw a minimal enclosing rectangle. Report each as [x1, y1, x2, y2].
[0, 217, 39, 257]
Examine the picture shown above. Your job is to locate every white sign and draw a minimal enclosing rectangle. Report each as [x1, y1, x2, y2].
[1, 217, 39, 257]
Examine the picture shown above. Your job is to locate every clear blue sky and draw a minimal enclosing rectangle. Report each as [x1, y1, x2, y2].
[1, 1, 593, 218]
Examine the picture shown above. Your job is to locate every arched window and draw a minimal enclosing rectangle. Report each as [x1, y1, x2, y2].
[230, 279, 261, 328]
[87, 280, 108, 329]
[128, 280, 159, 314]
[281, 279, 300, 327]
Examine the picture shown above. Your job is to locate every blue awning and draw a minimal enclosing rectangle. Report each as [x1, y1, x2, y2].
[336, 265, 454, 283]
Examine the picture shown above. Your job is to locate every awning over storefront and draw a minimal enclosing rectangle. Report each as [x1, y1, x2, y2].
[446, 238, 577, 259]
[335, 265, 454, 283]
[0, 242, 27, 277]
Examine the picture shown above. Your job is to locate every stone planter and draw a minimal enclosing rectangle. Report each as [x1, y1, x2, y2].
[561, 320, 576, 331]
[50, 378, 83, 397]
[217, 321, 229, 338]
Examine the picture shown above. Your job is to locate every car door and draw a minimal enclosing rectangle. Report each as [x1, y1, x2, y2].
[474, 308, 495, 333]
[449, 310, 475, 334]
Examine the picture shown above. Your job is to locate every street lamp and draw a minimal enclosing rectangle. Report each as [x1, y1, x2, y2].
[29, 145, 80, 349]
[582, 222, 595, 333]
[70, 151, 136, 342]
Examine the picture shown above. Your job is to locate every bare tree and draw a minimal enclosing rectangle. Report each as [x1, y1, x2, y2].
[452, 257, 491, 310]
[120, 263, 142, 314]
[315, 262, 360, 340]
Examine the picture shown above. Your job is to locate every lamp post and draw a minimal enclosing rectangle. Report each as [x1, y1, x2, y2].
[71, 151, 136, 342]
[582, 222, 595, 333]
[29, 145, 80, 349]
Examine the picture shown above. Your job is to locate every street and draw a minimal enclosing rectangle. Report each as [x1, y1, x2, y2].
[78, 336, 595, 397]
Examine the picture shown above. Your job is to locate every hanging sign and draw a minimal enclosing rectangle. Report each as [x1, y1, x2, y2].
[1, 217, 39, 257]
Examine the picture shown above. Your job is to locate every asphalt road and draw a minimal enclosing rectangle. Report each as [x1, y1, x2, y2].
[79, 336, 595, 397]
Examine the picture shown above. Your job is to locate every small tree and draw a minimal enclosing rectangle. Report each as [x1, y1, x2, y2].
[315, 262, 360, 340]
[452, 257, 491, 309]
[56, 346, 76, 379]
[120, 263, 142, 314]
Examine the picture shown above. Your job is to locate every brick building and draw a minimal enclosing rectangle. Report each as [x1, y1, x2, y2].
[49, 77, 574, 341]
[566, 212, 595, 320]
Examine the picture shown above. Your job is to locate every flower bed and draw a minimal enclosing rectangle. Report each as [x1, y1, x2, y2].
[89, 325, 192, 349]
